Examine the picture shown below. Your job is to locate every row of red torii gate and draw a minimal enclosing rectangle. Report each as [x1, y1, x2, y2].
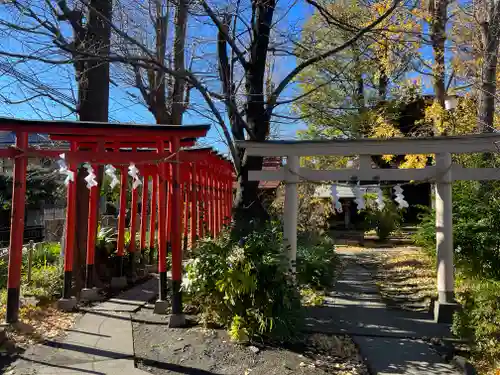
[0, 117, 234, 327]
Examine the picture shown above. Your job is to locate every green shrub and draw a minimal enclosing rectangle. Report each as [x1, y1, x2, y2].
[452, 278, 500, 372]
[296, 235, 339, 289]
[24, 242, 61, 269]
[183, 222, 302, 342]
[364, 194, 403, 241]
[415, 181, 500, 279]
[270, 184, 333, 234]
[0, 258, 7, 289]
[300, 287, 325, 306]
[96, 226, 118, 254]
[412, 206, 436, 255]
[23, 264, 63, 301]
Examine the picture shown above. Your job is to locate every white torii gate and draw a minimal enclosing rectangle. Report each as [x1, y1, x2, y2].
[237, 133, 500, 323]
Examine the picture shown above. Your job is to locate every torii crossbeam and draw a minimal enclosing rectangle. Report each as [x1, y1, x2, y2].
[238, 133, 500, 324]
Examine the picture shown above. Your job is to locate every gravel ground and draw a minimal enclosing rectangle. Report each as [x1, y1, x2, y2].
[132, 306, 368, 375]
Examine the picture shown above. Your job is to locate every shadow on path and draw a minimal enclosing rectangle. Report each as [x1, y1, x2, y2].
[305, 253, 460, 375]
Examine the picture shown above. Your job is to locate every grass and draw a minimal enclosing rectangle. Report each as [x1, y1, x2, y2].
[0, 242, 76, 348]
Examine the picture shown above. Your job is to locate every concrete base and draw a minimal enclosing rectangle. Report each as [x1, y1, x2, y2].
[80, 288, 102, 302]
[146, 265, 158, 273]
[434, 301, 460, 324]
[57, 297, 77, 312]
[110, 276, 128, 290]
[153, 299, 169, 315]
[169, 313, 186, 328]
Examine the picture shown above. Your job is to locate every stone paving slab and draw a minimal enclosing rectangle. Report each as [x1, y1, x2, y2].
[9, 358, 147, 375]
[355, 336, 460, 375]
[7, 277, 158, 375]
[305, 254, 461, 375]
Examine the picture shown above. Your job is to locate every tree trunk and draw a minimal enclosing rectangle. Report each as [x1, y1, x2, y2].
[378, 41, 388, 101]
[73, 0, 112, 291]
[232, 76, 270, 232]
[171, 0, 188, 125]
[231, 0, 275, 233]
[429, 0, 448, 135]
[430, 0, 447, 106]
[378, 69, 388, 101]
[477, 4, 500, 133]
[232, 153, 268, 236]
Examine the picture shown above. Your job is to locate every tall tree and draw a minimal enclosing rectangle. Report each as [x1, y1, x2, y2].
[475, 0, 500, 132]
[118, 0, 191, 125]
[428, 0, 449, 111]
[58, 0, 113, 289]
[292, 0, 420, 139]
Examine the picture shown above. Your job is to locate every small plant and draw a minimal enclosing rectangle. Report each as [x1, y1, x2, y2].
[296, 235, 339, 289]
[0, 258, 7, 289]
[183, 222, 302, 342]
[452, 278, 500, 373]
[96, 226, 118, 254]
[412, 206, 436, 256]
[271, 184, 333, 234]
[300, 287, 325, 306]
[364, 194, 403, 241]
[23, 263, 63, 301]
[24, 242, 61, 269]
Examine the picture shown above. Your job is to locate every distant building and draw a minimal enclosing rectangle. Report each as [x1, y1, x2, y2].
[0, 132, 64, 174]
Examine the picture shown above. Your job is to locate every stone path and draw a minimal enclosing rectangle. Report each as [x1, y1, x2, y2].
[305, 252, 461, 375]
[6, 277, 158, 375]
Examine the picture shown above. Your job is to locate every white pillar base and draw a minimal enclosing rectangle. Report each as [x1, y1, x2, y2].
[80, 288, 102, 302]
[434, 300, 459, 324]
[153, 299, 169, 315]
[110, 276, 127, 289]
[169, 313, 186, 328]
[57, 297, 77, 312]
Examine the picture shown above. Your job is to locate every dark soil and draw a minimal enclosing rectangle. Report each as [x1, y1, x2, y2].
[132, 306, 367, 375]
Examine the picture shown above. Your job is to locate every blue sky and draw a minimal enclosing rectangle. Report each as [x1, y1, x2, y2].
[0, 0, 460, 157]
[0, 0, 314, 156]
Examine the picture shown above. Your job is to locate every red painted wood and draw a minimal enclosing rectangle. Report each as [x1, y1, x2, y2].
[166, 170, 173, 244]
[209, 172, 215, 237]
[7, 132, 28, 288]
[149, 174, 157, 250]
[183, 180, 189, 249]
[190, 163, 198, 247]
[0, 119, 208, 138]
[117, 167, 128, 257]
[86, 163, 100, 267]
[170, 137, 182, 282]
[198, 168, 205, 239]
[129, 183, 139, 253]
[63, 141, 78, 273]
[157, 142, 168, 273]
[140, 174, 149, 250]
[215, 178, 221, 235]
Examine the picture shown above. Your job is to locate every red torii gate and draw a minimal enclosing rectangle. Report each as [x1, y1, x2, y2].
[0, 117, 234, 327]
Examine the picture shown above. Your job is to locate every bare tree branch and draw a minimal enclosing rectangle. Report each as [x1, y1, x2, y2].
[199, 0, 249, 69]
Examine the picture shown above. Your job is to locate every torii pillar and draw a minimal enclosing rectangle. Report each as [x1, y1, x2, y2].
[434, 152, 458, 323]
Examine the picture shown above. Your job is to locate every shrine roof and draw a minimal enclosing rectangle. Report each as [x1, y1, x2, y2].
[0, 117, 210, 140]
